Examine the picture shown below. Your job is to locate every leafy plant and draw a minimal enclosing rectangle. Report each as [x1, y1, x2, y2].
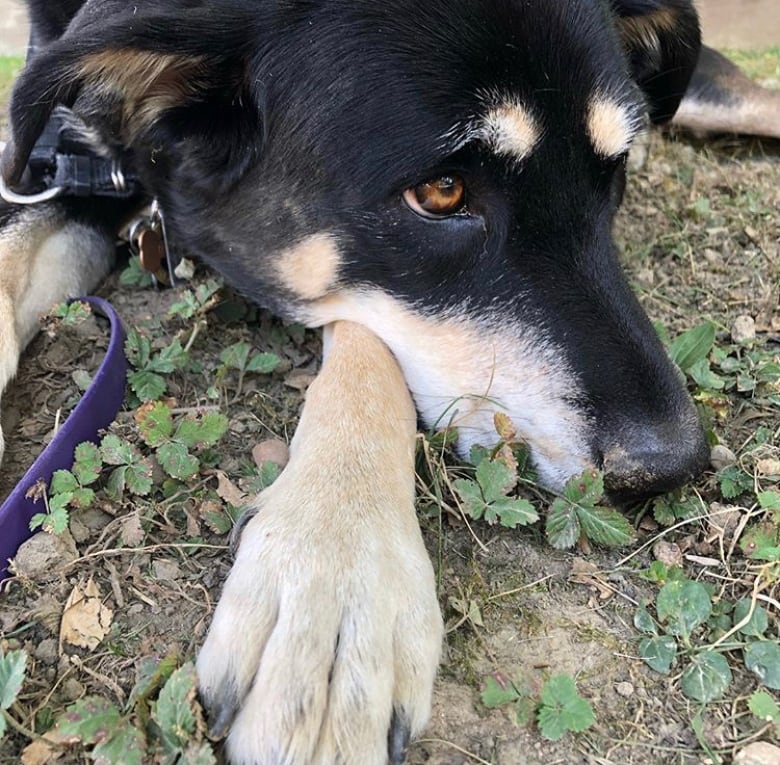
[167, 279, 222, 320]
[545, 469, 634, 549]
[481, 674, 535, 726]
[453, 456, 538, 529]
[136, 401, 228, 480]
[46, 660, 213, 764]
[30, 442, 104, 533]
[0, 649, 27, 740]
[748, 690, 780, 736]
[536, 674, 595, 741]
[125, 329, 189, 402]
[636, 575, 780, 702]
[481, 672, 595, 741]
[101, 434, 154, 500]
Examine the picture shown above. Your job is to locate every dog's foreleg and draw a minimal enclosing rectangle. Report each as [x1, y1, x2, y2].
[0, 203, 115, 463]
[198, 320, 443, 765]
[674, 46, 780, 139]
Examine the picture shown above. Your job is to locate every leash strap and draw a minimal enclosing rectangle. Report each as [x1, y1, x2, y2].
[0, 297, 127, 581]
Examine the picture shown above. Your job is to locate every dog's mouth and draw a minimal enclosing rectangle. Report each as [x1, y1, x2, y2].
[306, 288, 710, 503]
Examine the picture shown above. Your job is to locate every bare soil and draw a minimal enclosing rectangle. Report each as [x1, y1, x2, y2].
[1, 83, 779, 765]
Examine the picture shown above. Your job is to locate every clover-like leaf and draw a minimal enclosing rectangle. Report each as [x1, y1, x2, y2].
[638, 636, 677, 674]
[136, 401, 174, 448]
[656, 580, 712, 639]
[537, 674, 595, 741]
[72, 442, 103, 485]
[680, 651, 732, 703]
[744, 642, 780, 690]
[733, 599, 769, 638]
[485, 497, 539, 529]
[153, 663, 199, 753]
[246, 352, 281, 374]
[481, 675, 521, 709]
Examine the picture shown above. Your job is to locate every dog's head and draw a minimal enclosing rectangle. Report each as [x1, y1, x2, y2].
[3, 0, 709, 501]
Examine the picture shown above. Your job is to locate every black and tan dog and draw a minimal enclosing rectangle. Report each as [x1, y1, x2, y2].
[1, 1, 778, 763]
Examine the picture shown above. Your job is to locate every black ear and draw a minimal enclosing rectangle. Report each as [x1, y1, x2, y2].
[2, 0, 261, 196]
[611, 0, 701, 124]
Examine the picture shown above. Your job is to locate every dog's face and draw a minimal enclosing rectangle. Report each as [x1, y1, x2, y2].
[3, 0, 709, 500]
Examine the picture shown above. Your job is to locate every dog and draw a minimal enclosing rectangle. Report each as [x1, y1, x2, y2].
[1, 1, 778, 763]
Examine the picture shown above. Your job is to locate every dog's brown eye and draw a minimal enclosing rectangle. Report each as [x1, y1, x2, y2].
[403, 176, 466, 218]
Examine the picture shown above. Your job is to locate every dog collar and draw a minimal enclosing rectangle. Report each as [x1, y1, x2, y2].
[0, 113, 140, 205]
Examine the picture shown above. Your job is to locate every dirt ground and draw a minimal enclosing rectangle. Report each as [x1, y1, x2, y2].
[0, 43, 779, 765]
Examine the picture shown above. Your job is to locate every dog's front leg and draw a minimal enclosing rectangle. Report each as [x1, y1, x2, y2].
[198, 321, 443, 765]
[0, 203, 115, 463]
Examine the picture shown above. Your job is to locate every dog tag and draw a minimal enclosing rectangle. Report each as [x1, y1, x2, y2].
[138, 228, 166, 276]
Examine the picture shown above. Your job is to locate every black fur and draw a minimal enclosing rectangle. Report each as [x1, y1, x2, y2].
[3, 0, 708, 499]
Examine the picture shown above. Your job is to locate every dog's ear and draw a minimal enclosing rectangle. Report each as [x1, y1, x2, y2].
[2, 1, 262, 194]
[611, 0, 701, 123]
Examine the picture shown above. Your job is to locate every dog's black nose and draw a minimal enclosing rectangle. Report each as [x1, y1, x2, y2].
[600, 419, 710, 504]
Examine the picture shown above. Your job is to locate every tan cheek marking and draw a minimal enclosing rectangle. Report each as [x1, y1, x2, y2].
[483, 103, 540, 160]
[587, 98, 636, 158]
[275, 233, 341, 301]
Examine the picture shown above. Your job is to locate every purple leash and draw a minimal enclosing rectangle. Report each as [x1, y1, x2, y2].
[0, 297, 127, 581]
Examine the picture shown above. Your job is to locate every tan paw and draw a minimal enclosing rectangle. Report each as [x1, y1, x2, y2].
[197, 475, 442, 765]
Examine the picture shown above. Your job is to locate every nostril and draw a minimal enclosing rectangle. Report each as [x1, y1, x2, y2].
[600, 421, 710, 504]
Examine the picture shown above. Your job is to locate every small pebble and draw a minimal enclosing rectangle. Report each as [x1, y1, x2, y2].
[11, 531, 78, 581]
[62, 678, 85, 702]
[33, 638, 58, 665]
[731, 315, 756, 344]
[734, 742, 780, 765]
[615, 682, 634, 698]
[152, 559, 181, 581]
[252, 439, 290, 469]
[710, 444, 736, 471]
[652, 540, 683, 568]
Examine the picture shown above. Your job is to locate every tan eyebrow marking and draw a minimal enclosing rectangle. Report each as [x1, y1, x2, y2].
[587, 97, 641, 158]
[481, 102, 541, 161]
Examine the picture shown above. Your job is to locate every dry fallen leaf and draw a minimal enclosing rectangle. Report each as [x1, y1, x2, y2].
[20, 738, 59, 765]
[120, 509, 144, 547]
[284, 371, 316, 391]
[756, 458, 780, 476]
[59, 577, 113, 652]
[214, 470, 247, 506]
[569, 558, 613, 600]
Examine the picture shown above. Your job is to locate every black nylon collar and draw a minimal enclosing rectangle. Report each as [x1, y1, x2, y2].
[0, 112, 140, 205]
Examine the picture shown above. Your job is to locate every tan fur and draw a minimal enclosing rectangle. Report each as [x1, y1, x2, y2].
[304, 290, 590, 488]
[77, 50, 207, 137]
[616, 7, 676, 54]
[275, 233, 342, 300]
[482, 101, 541, 161]
[587, 97, 640, 158]
[0, 207, 114, 464]
[197, 321, 443, 765]
[673, 93, 780, 140]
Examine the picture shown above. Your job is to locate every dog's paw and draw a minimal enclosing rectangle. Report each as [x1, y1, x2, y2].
[197, 477, 443, 765]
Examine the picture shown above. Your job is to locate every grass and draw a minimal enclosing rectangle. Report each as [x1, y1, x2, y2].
[0, 56, 22, 112]
[727, 46, 780, 81]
